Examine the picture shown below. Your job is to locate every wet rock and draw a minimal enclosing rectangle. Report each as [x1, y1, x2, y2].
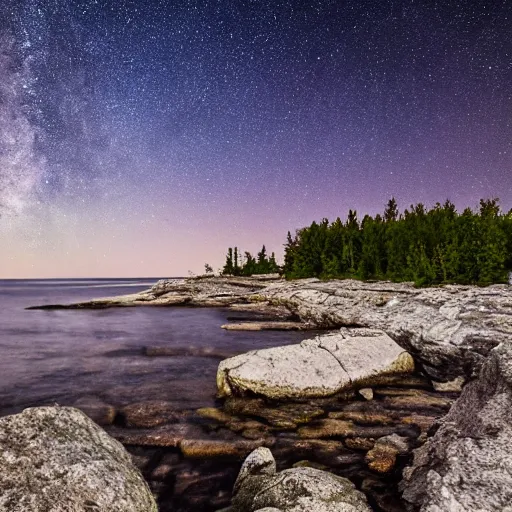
[197, 407, 238, 424]
[400, 414, 438, 433]
[180, 439, 267, 459]
[382, 393, 453, 412]
[298, 419, 355, 439]
[143, 346, 233, 359]
[344, 437, 376, 451]
[298, 419, 397, 440]
[221, 321, 306, 331]
[230, 447, 371, 512]
[109, 423, 203, 447]
[328, 410, 394, 426]
[400, 342, 512, 511]
[0, 406, 156, 511]
[119, 400, 182, 428]
[73, 396, 116, 426]
[274, 438, 345, 458]
[223, 398, 324, 429]
[217, 330, 414, 399]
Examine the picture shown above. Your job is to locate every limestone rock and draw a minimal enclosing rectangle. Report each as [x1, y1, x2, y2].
[217, 330, 414, 399]
[229, 448, 371, 512]
[257, 279, 512, 381]
[0, 406, 157, 512]
[400, 342, 512, 511]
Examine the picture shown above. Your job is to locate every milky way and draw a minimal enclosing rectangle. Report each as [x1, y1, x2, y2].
[1, 0, 511, 277]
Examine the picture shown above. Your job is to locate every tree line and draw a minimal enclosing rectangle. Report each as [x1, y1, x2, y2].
[220, 198, 512, 286]
[284, 198, 512, 286]
[222, 245, 280, 276]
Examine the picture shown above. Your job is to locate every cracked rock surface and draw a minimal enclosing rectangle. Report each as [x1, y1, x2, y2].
[400, 342, 512, 512]
[256, 278, 512, 380]
[0, 406, 157, 512]
[217, 329, 414, 399]
[224, 447, 371, 512]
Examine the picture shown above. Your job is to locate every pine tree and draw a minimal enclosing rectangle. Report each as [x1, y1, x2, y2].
[222, 248, 234, 275]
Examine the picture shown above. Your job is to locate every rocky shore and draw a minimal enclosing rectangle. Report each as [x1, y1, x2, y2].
[16, 275, 512, 511]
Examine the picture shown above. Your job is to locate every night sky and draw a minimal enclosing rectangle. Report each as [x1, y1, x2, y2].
[1, 0, 510, 278]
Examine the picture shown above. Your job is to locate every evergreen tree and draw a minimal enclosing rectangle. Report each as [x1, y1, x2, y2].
[222, 248, 234, 275]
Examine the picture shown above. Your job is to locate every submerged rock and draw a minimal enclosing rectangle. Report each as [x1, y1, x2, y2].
[73, 396, 116, 426]
[227, 447, 371, 512]
[217, 329, 414, 399]
[400, 342, 512, 511]
[0, 406, 157, 512]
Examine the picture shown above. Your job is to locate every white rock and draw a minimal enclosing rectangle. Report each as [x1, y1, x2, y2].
[217, 331, 414, 399]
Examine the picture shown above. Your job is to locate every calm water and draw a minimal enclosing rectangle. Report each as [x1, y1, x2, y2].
[0, 279, 313, 417]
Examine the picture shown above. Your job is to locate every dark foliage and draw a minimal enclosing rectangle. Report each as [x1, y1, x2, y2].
[283, 198, 512, 286]
[222, 245, 280, 276]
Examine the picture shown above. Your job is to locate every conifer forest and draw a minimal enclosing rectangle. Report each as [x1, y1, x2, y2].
[223, 199, 512, 286]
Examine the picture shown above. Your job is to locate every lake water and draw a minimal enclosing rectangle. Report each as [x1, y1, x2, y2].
[0, 279, 314, 418]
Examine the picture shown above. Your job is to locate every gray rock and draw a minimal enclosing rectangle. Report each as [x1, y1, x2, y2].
[0, 406, 157, 512]
[257, 279, 512, 380]
[217, 330, 414, 399]
[229, 448, 371, 512]
[400, 342, 512, 511]
[31, 276, 512, 384]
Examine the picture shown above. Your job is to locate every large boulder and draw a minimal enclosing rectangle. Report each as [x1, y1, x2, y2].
[217, 329, 414, 399]
[0, 406, 157, 512]
[225, 447, 371, 512]
[257, 279, 512, 380]
[400, 342, 512, 511]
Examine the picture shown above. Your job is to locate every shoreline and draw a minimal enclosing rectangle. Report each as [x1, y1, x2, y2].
[12, 275, 512, 511]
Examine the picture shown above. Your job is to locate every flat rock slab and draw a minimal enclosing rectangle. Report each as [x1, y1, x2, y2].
[217, 329, 414, 399]
[0, 406, 156, 512]
[221, 321, 306, 331]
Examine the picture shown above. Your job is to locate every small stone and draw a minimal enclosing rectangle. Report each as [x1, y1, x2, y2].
[366, 444, 399, 473]
[431, 376, 465, 392]
[359, 388, 374, 400]
[365, 434, 410, 474]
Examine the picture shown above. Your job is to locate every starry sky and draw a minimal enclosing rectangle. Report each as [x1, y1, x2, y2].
[0, 0, 510, 278]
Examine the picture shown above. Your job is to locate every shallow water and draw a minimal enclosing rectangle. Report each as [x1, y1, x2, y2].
[0, 279, 316, 416]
